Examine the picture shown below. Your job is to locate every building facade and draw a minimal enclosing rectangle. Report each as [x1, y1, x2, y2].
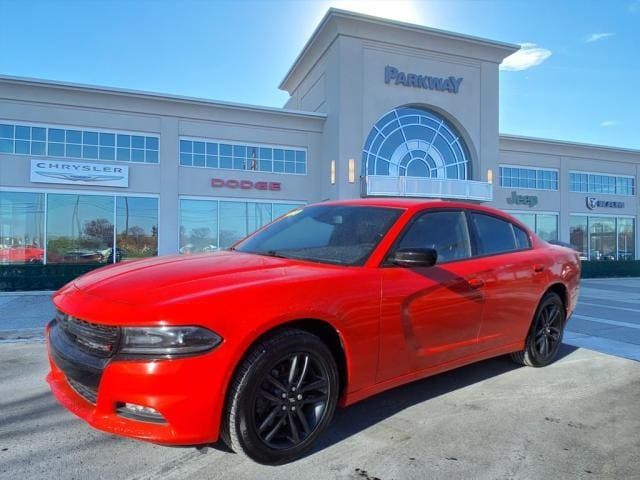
[1, 9, 638, 288]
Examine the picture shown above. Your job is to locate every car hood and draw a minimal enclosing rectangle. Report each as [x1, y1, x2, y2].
[60, 251, 302, 307]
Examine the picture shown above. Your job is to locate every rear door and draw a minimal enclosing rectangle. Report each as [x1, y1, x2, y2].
[377, 209, 487, 382]
[465, 211, 548, 351]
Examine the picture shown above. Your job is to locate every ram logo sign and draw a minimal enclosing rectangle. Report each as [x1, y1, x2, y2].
[30, 160, 129, 187]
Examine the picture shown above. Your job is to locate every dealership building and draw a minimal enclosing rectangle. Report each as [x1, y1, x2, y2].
[1, 9, 639, 289]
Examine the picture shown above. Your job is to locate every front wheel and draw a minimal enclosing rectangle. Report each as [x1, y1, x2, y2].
[511, 291, 566, 367]
[223, 329, 339, 464]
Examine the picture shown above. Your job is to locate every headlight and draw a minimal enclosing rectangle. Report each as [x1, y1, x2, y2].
[119, 326, 222, 357]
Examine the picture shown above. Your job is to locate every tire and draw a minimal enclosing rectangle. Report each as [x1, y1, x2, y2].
[222, 329, 339, 465]
[511, 291, 566, 367]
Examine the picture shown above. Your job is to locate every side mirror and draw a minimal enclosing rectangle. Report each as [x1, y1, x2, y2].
[391, 248, 438, 268]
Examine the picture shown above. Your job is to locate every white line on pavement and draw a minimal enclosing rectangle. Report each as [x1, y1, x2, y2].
[572, 314, 640, 330]
[578, 301, 640, 313]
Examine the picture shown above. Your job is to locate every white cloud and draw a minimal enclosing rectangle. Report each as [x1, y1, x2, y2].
[585, 32, 614, 43]
[600, 120, 618, 127]
[500, 43, 552, 71]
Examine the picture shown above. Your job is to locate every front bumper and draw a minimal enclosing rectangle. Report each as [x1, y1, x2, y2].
[45, 321, 228, 445]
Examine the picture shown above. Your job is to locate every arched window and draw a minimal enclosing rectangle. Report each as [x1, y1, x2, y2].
[362, 106, 469, 180]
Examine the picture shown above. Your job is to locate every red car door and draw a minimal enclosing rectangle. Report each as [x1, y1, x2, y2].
[465, 212, 548, 352]
[377, 210, 487, 382]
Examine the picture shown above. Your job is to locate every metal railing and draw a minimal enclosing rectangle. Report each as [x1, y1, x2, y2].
[362, 175, 493, 201]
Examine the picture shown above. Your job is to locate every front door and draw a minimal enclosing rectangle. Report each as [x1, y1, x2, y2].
[376, 210, 486, 382]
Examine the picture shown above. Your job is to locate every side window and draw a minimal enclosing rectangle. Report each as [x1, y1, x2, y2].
[394, 210, 471, 263]
[513, 225, 531, 250]
[470, 212, 517, 255]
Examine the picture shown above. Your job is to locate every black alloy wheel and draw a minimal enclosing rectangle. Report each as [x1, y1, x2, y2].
[223, 329, 339, 464]
[511, 291, 566, 367]
[253, 353, 330, 449]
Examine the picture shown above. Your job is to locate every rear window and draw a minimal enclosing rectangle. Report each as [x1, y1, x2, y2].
[470, 212, 517, 255]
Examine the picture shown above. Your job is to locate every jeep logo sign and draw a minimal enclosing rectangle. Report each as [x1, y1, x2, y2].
[211, 178, 281, 191]
[506, 191, 538, 208]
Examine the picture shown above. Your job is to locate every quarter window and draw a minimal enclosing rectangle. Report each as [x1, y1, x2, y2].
[513, 225, 531, 250]
[470, 213, 518, 255]
[394, 211, 471, 263]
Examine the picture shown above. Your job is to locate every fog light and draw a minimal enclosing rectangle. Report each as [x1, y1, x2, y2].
[116, 402, 166, 424]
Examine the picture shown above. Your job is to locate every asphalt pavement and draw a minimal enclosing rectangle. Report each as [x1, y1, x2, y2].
[0, 278, 639, 479]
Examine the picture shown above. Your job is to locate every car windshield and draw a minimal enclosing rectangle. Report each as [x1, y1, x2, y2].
[234, 205, 403, 266]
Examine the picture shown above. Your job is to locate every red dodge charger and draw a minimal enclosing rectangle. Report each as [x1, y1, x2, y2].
[46, 199, 580, 464]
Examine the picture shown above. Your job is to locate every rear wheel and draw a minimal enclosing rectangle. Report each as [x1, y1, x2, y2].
[223, 329, 339, 464]
[511, 291, 565, 367]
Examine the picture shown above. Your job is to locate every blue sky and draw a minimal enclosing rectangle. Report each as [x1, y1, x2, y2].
[0, 0, 638, 149]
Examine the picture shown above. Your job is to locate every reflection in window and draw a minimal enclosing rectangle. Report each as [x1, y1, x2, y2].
[569, 216, 587, 258]
[362, 106, 469, 180]
[0, 192, 45, 264]
[509, 212, 558, 241]
[116, 197, 158, 261]
[396, 211, 471, 262]
[0, 122, 159, 163]
[179, 199, 219, 254]
[569, 172, 635, 196]
[570, 215, 634, 261]
[589, 217, 616, 261]
[618, 218, 635, 260]
[179, 199, 303, 254]
[179, 138, 307, 174]
[500, 166, 558, 190]
[46, 194, 115, 264]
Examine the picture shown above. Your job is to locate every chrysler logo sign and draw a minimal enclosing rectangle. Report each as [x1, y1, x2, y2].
[586, 196, 624, 210]
[384, 66, 463, 94]
[30, 160, 129, 187]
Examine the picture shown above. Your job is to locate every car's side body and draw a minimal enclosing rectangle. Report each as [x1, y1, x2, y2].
[46, 199, 580, 446]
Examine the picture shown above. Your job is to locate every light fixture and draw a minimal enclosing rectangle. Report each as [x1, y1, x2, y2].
[330, 160, 336, 185]
[348, 158, 356, 184]
[487, 168, 494, 184]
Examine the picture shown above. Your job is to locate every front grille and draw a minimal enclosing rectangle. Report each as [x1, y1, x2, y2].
[56, 311, 120, 357]
[67, 377, 98, 404]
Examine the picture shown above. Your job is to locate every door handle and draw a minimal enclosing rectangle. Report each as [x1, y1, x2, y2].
[468, 277, 485, 289]
[533, 264, 545, 273]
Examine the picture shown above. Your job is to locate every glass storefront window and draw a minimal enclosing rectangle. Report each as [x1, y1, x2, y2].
[179, 199, 304, 253]
[509, 212, 558, 241]
[179, 199, 219, 254]
[617, 218, 635, 261]
[219, 201, 250, 248]
[589, 217, 616, 261]
[0, 191, 158, 265]
[46, 194, 115, 264]
[0, 192, 45, 264]
[569, 216, 587, 259]
[570, 215, 635, 261]
[537, 214, 558, 242]
[116, 197, 158, 261]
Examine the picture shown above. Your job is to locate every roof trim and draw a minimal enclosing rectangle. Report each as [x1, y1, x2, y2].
[499, 133, 640, 156]
[0, 74, 327, 120]
[279, 8, 520, 91]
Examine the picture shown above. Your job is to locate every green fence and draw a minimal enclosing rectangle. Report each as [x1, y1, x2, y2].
[580, 260, 640, 279]
[0, 264, 104, 291]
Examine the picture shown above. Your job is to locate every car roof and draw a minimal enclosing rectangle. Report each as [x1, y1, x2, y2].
[314, 198, 510, 216]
